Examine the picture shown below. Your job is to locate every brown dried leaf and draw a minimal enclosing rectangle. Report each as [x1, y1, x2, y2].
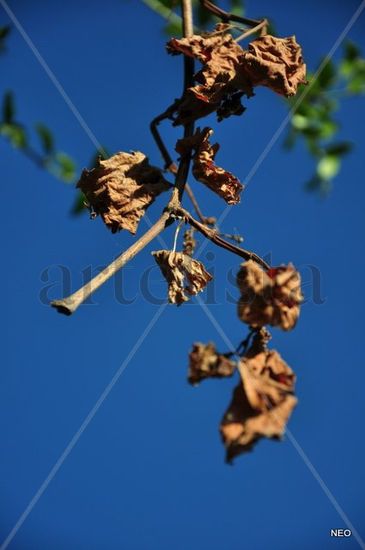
[220, 383, 297, 462]
[167, 25, 253, 125]
[152, 250, 212, 305]
[238, 348, 296, 411]
[237, 260, 303, 330]
[77, 152, 170, 235]
[242, 35, 307, 96]
[167, 27, 306, 124]
[188, 342, 236, 385]
[177, 127, 244, 205]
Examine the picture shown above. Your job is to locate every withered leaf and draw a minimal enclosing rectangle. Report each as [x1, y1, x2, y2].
[242, 35, 307, 97]
[152, 250, 212, 305]
[77, 152, 170, 235]
[167, 25, 253, 125]
[167, 27, 306, 124]
[188, 342, 236, 385]
[176, 127, 244, 205]
[238, 348, 296, 411]
[237, 260, 303, 331]
[220, 383, 297, 462]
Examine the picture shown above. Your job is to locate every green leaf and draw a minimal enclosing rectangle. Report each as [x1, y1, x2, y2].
[317, 155, 340, 181]
[36, 124, 54, 155]
[325, 142, 353, 156]
[71, 191, 87, 215]
[164, 19, 182, 36]
[0, 25, 10, 53]
[318, 119, 338, 139]
[35, 124, 54, 155]
[230, 0, 245, 15]
[344, 40, 361, 62]
[291, 113, 310, 130]
[0, 123, 27, 148]
[2, 91, 15, 124]
[317, 60, 336, 89]
[56, 152, 76, 182]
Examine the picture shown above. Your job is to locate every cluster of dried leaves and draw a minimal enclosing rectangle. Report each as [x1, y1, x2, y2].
[167, 24, 306, 125]
[73, 17, 307, 462]
[189, 260, 302, 462]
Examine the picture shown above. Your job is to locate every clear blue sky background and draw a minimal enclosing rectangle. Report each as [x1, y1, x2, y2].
[1, 0, 365, 548]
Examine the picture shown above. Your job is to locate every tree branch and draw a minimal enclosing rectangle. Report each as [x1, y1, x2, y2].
[173, 206, 270, 270]
[51, 0, 195, 316]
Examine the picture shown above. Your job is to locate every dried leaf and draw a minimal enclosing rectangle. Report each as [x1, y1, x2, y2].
[167, 27, 306, 124]
[237, 260, 303, 330]
[238, 348, 296, 411]
[242, 35, 307, 97]
[220, 384, 297, 462]
[188, 342, 236, 385]
[77, 152, 170, 234]
[167, 25, 253, 125]
[152, 250, 212, 305]
[177, 127, 244, 204]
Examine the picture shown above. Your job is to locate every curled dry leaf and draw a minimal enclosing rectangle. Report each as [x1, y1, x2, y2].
[220, 383, 297, 462]
[167, 26, 306, 124]
[238, 348, 296, 411]
[188, 342, 236, 385]
[167, 24, 253, 125]
[176, 127, 244, 205]
[243, 35, 307, 96]
[152, 250, 212, 305]
[77, 152, 170, 235]
[220, 335, 297, 461]
[237, 260, 303, 330]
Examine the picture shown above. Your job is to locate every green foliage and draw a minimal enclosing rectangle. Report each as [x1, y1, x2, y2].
[0, 25, 10, 54]
[35, 123, 54, 155]
[285, 40, 365, 193]
[2, 91, 14, 123]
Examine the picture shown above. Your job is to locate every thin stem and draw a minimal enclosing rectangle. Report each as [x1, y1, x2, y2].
[235, 19, 268, 42]
[199, 0, 262, 27]
[51, 211, 171, 315]
[185, 183, 216, 226]
[52, 0, 196, 316]
[175, 206, 270, 270]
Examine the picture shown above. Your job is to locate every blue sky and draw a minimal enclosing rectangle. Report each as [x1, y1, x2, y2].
[1, 0, 365, 548]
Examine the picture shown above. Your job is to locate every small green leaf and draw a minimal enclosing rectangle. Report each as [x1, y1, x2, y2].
[317, 60, 336, 89]
[35, 124, 54, 155]
[317, 155, 340, 181]
[292, 113, 310, 130]
[344, 40, 361, 62]
[2, 91, 15, 124]
[0, 123, 27, 148]
[71, 191, 87, 215]
[56, 152, 76, 182]
[325, 142, 353, 156]
[318, 119, 338, 139]
[0, 25, 10, 53]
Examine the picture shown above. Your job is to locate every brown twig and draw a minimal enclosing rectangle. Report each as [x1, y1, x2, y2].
[174, 206, 270, 270]
[51, 211, 172, 315]
[235, 18, 268, 42]
[199, 0, 262, 27]
[52, 0, 195, 316]
[185, 183, 216, 225]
